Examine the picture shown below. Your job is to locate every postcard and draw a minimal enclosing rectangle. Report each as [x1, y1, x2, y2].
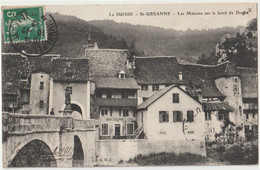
[1, 2, 258, 167]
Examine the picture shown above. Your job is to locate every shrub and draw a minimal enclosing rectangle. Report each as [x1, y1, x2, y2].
[215, 145, 226, 153]
[128, 152, 208, 166]
[224, 141, 258, 165]
[118, 160, 124, 164]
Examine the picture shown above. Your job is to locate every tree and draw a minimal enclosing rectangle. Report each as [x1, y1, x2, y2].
[197, 52, 218, 65]
[216, 32, 257, 67]
[196, 18, 257, 68]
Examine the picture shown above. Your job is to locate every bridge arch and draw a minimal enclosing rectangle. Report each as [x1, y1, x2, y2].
[61, 101, 85, 119]
[8, 139, 57, 167]
[72, 135, 84, 167]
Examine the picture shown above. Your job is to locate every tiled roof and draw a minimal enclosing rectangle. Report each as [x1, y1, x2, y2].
[200, 80, 225, 98]
[203, 102, 234, 111]
[93, 77, 139, 89]
[180, 63, 213, 86]
[2, 54, 25, 94]
[180, 62, 237, 85]
[134, 56, 182, 84]
[51, 58, 89, 81]
[85, 49, 133, 77]
[137, 84, 202, 110]
[2, 53, 59, 94]
[134, 56, 234, 98]
[237, 67, 257, 98]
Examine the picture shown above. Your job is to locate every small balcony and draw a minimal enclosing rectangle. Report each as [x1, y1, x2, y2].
[94, 98, 138, 107]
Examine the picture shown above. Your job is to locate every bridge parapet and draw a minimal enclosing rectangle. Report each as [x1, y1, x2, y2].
[2, 112, 95, 135]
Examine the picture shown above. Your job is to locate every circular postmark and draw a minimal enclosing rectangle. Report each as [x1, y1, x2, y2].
[8, 9, 58, 57]
[182, 107, 202, 142]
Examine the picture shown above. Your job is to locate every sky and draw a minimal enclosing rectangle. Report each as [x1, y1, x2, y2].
[46, 3, 257, 30]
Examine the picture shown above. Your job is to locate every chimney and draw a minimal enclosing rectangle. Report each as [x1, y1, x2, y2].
[178, 72, 183, 81]
[196, 89, 203, 102]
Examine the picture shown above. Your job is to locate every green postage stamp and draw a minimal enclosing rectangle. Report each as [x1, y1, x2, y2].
[3, 6, 47, 43]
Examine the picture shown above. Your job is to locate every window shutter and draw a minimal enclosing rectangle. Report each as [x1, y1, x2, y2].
[166, 112, 169, 122]
[110, 107, 113, 116]
[173, 111, 177, 122]
[179, 111, 183, 122]
[119, 107, 121, 116]
[187, 111, 194, 122]
[159, 112, 163, 122]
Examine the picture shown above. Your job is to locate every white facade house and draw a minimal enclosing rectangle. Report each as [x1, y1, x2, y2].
[49, 58, 91, 119]
[136, 85, 205, 142]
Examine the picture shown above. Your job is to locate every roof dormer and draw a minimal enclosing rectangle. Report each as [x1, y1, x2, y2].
[118, 70, 126, 79]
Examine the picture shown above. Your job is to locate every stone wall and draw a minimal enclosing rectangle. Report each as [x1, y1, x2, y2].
[95, 139, 206, 166]
[2, 113, 96, 167]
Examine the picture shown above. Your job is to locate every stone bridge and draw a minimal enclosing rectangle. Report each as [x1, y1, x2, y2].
[2, 112, 96, 167]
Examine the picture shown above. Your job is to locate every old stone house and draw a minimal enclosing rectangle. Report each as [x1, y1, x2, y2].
[92, 76, 138, 139]
[49, 58, 91, 119]
[2, 53, 93, 120]
[2, 53, 59, 114]
[134, 56, 258, 141]
[136, 84, 205, 142]
[84, 48, 138, 140]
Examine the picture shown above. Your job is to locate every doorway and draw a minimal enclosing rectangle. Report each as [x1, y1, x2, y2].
[115, 124, 121, 137]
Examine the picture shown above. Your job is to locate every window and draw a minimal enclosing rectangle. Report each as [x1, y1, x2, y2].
[41, 75, 43, 78]
[152, 85, 159, 91]
[143, 97, 148, 102]
[102, 124, 108, 135]
[21, 90, 30, 104]
[122, 90, 128, 99]
[173, 111, 182, 122]
[96, 90, 102, 98]
[20, 75, 28, 81]
[101, 109, 108, 116]
[246, 113, 249, 119]
[218, 111, 228, 121]
[123, 109, 129, 117]
[205, 111, 211, 120]
[141, 85, 148, 91]
[39, 100, 44, 108]
[127, 123, 134, 135]
[245, 125, 250, 133]
[118, 70, 126, 79]
[107, 90, 112, 98]
[159, 111, 169, 123]
[40, 82, 44, 89]
[65, 86, 72, 94]
[120, 73, 125, 79]
[234, 77, 238, 83]
[252, 113, 256, 119]
[252, 125, 258, 134]
[172, 93, 179, 103]
[186, 110, 194, 122]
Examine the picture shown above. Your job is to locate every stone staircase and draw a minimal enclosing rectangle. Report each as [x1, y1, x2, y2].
[133, 126, 146, 139]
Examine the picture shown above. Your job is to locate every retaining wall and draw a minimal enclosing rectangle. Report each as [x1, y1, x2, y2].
[95, 139, 206, 166]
